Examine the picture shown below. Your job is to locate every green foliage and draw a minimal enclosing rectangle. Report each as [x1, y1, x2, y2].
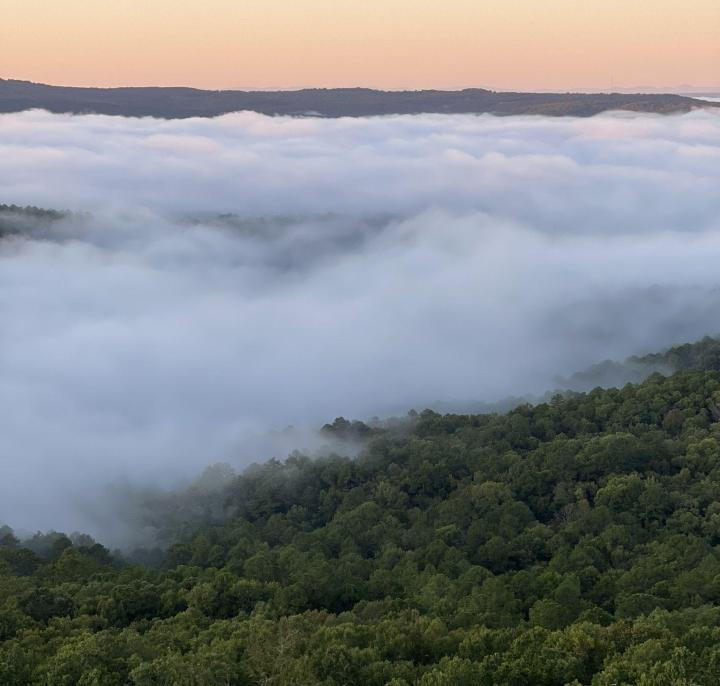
[5, 338, 720, 683]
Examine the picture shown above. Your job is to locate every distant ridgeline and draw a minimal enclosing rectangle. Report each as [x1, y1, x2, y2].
[555, 337, 720, 392]
[4, 336, 720, 683]
[1, 79, 719, 118]
[418, 338, 720, 416]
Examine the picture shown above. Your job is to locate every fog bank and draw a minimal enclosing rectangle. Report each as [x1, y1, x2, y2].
[1, 109, 719, 537]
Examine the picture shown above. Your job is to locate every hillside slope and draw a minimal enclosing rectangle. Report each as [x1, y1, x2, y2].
[3, 338, 720, 683]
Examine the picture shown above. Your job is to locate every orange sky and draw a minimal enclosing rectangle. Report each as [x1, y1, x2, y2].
[2, 0, 719, 91]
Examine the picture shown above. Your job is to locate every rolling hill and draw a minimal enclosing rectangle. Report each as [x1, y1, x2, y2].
[1, 79, 718, 118]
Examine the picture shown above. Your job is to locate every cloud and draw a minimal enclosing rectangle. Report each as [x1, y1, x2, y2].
[0, 109, 719, 538]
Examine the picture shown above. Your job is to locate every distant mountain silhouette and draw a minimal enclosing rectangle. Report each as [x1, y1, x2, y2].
[1, 79, 717, 118]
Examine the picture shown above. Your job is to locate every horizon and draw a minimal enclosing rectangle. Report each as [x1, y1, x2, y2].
[3, 75, 720, 96]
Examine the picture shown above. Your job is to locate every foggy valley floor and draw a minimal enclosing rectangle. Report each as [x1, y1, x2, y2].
[2, 108, 720, 537]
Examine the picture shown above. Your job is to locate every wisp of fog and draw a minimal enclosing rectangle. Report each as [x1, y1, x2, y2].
[1, 109, 719, 538]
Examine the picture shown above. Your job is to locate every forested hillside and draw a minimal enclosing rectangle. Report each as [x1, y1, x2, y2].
[4, 338, 720, 684]
[2, 79, 717, 119]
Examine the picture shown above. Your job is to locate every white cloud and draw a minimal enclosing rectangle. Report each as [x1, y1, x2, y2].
[0, 109, 719, 537]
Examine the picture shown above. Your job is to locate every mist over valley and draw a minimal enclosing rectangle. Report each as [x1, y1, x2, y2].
[1, 109, 720, 539]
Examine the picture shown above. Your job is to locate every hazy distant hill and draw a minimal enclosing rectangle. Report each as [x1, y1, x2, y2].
[1, 79, 717, 118]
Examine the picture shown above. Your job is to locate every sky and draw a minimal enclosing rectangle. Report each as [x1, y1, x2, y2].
[2, 0, 719, 91]
[1, 108, 720, 539]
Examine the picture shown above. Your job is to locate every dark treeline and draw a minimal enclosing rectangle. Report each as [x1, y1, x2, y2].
[0, 204, 72, 239]
[4, 338, 720, 684]
[2, 79, 718, 119]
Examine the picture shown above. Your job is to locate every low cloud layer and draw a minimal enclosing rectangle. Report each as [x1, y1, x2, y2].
[1, 109, 719, 538]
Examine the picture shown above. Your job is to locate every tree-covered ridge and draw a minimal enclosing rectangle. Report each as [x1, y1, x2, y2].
[4, 340, 720, 684]
[555, 336, 720, 393]
[0, 204, 71, 239]
[633, 336, 720, 374]
[3, 79, 719, 119]
[0, 204, 69, 220]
